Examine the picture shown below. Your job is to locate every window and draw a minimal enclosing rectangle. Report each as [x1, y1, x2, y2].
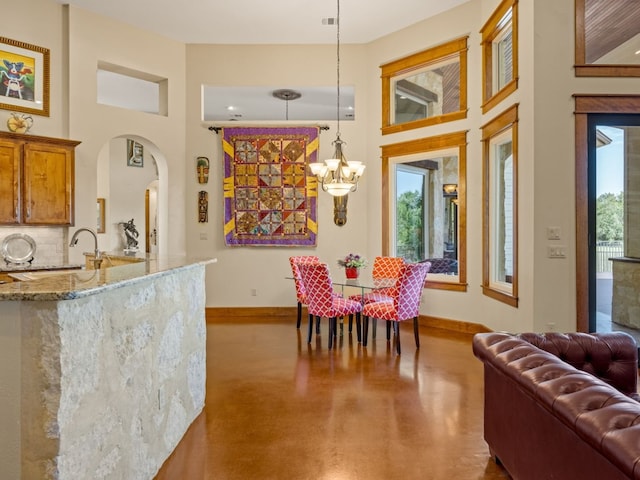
[480, 0, 518, 114]
[482, 104, 518, 306]
[97, 61, 168, 116]
[575, 0, 640, 77]
[382, 131, 467, 291]
[381, 37, 468, 135]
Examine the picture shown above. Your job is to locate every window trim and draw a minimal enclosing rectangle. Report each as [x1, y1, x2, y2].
[381, 131, 468, 291]
[480, 0, 518, 114]
[481, 104, 519, 307]
[380, 37, 468, 135]
[574, 0, 640, 77]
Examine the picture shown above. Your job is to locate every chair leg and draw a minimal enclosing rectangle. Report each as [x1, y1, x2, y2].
[328, 317, 335, 349]
[395, 322, 401, 355]
[296, 302, 302, 328]
[386, 320, 391, 341]
[372, 318, 377, 339]
[307, 314, 314, 344]
[355, 312, 362, 343]
[348, 314, 353, 333]
[363, 316, 369, 346]
[316, 316, 321, 334]
[413, 316, 420, 348]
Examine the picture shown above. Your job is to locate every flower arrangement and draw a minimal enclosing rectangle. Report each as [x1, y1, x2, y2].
[337, 253, 367, 269]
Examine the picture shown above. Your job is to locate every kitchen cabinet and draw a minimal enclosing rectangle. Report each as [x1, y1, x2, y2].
[0, 131, 81, 225]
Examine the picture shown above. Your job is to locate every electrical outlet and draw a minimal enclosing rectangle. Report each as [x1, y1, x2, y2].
[547, 322, 556, 331]
[199, 232, 208, 240]
[547, 246, 566, 258]
[251, 289, 257, 296]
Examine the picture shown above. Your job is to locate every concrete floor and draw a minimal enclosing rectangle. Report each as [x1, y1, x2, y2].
[155, 319, 510, 480]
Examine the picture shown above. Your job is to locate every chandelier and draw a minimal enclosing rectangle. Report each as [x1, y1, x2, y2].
[309, 0, 365, 197]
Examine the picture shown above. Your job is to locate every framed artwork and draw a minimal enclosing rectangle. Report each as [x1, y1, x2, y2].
[127, 139, 144, 167]
[222, 126, 318, 247]
[97, 198, 105, 233]
[0, 37, 50, 117]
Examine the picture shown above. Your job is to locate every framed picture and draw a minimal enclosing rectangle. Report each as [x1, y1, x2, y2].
[97, 198, 105, 233]
[127, 139, 144, 167]
[0, 37, 50, 117]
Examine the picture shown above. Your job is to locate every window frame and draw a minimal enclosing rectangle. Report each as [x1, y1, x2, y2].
[382, 131, 467, 291]
[380, 37, 468, 136]
[574, 0, 640, 77]
[481, 104, 519, 307]
[480, 0, 518, 114]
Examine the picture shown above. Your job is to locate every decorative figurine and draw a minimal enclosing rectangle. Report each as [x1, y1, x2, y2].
[119, 218, 139, 251]
[197, 156, 210, 184]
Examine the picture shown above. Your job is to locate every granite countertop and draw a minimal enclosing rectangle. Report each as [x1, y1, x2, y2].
[0, 256, 217, 301]
[0, 262, 84, 273]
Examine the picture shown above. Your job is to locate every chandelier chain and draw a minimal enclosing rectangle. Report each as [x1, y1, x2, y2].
[336, 0, 340, 137]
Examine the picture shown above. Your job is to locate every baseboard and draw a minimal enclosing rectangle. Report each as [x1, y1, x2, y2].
[206, 307, 297, 323]
[206, 307, 491, 334]
[420, 314, 492, 335]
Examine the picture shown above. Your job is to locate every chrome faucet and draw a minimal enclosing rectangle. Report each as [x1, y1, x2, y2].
[69, 228, 102, 269]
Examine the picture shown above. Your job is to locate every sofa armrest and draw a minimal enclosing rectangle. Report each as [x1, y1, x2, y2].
[494, 332, 638, 397]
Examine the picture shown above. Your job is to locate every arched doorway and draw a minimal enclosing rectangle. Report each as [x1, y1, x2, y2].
[96, 135, 168, 255]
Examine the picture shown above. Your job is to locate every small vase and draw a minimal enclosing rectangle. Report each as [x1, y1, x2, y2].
[345, 267, 359, 279]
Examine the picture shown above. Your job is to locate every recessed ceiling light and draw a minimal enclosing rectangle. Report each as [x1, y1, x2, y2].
[226, 106, 236, 111]
[635, 50, 640, 55]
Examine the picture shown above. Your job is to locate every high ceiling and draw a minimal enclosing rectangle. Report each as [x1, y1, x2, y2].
[55, 0, 470, 44]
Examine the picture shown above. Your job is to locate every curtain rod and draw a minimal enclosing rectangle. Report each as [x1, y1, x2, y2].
[208, 125, 330, 134]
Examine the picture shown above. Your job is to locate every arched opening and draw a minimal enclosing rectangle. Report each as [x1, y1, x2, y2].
[96, 135, 168, 256]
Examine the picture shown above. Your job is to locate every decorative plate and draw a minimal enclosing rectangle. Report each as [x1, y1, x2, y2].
[1, 233, 36, 264]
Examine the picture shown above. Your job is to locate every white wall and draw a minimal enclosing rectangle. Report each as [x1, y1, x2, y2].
[65, 5, 186, 262]
[185, 44, 370, 308]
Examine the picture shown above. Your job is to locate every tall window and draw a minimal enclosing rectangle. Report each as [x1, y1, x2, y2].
[382, 132, 467, 291]
[482, 105, 518, 306]
[480, 0, 518, 114]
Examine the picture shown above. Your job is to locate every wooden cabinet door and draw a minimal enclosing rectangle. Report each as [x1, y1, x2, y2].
[23, 142, 74, 225]
[0, 139, 21, 224]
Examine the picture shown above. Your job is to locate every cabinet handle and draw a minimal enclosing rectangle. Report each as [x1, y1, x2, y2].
[26, 205, 30, 218]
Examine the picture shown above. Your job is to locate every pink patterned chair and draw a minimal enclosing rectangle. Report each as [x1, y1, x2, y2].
[298, 263, 363, 348]
[289, 256, 321, 329]
[362, 262, 431, 354]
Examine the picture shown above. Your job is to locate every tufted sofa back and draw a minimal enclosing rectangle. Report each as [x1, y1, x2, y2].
[516, 332, 639, 396]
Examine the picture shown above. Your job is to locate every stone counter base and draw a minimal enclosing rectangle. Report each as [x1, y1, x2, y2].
[3, 264, 207, 479]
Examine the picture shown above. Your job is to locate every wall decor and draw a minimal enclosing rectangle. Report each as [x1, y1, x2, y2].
[6, 112, 33, 133]
[222, 126, 318, 246]
[0, 37, 50, 117]
[197, 156, 210, 184]
[97, 198, 105, 233]
[198, 191, 208, 223]
[127, 139, 144, 167]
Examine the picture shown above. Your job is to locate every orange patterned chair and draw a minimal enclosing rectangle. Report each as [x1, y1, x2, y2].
[349, 256, 405, 338]
[362, 262, 431, 354]
[349, 256, 405, 304]
[298, 263, 363, 348]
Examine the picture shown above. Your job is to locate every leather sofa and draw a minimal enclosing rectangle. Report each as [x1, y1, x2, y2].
[473, 331, 640, 480]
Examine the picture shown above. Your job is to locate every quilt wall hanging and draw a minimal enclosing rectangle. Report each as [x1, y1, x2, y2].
[222, 126, 319, 246]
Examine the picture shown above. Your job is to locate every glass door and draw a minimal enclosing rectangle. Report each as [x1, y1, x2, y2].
[588, 114, 640, 341]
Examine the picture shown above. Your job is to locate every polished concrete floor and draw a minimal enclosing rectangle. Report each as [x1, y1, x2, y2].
[155, 318, 510, 480]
